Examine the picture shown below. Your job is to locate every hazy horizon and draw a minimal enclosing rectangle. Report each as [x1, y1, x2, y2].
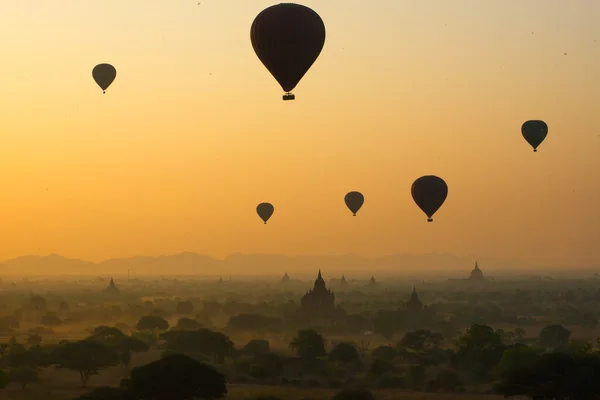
[0, 251, 597, 279]
[1, 1, 599, 271]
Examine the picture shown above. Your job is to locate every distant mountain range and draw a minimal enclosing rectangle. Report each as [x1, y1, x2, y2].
[0, 252, 561, 278]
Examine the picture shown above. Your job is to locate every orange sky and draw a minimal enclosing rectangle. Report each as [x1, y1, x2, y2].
[0, 1, 599, 267]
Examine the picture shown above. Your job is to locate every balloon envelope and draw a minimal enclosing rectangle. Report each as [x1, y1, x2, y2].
[344, 191, 364, 216]
[521, 120, 548, 152]
[251, 3, 326, 100]
[256, 202, 274, 224]
[411, 176, 448, 222]
[92, 64, 117, 93]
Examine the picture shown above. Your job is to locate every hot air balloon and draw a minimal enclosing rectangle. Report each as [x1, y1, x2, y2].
[256, 202, 274, 224]
[411, 176, 448, 222]
[92, 64, 117, 94]
[344, 191, 364, 216]
[521, 120, 548, 152]
[251, 3, 326, 101]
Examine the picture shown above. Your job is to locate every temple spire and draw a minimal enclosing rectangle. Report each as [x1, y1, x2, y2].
[407, 286, 423, 311]
[313, 270, 326, 291]
[469, 261, 485, 281]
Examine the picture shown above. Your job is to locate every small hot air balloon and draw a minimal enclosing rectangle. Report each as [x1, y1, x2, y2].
[251, 3, 326, 101]
[344, 191, 364, 216]
[256, 202, 274, 224]
[522, 120, 548, 152]
[92, 64, 117, 94]
[411, 176, 448, 222]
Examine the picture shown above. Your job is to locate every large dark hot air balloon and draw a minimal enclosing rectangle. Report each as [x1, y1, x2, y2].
[256, 202, 274, 224]
[92, 64, 117, 94]
[251, 3, 326, 101]
[344, 191, 364, 216]
[411, 176, 448, 222]
[521, 120, 548, 152]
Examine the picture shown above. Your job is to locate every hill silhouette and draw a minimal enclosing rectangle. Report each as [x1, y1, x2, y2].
[0, 252, 562, 278]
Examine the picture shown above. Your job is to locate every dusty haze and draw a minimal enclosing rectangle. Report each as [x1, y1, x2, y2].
[0, 253, 595, 279]
[0, 1, 599, 271]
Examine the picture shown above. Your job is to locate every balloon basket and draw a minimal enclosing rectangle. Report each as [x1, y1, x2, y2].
[427, 218, 433, 222]
[283, 93, 295, 101]
[533, 149, 537, 152]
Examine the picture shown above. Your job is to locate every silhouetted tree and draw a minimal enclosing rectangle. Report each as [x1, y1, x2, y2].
[454, 324, 506, 380]
[494, 351, 600, 400]
[513, 327, 526, 341]
[119, 348, 132, 368]
[121, 354, 227, 400]
[289, 329, 326, 361]
[568, 340, 594, 355]
[435, 369, 461, 391]
[136, 316, 169, 332]
[86, 327, 149, 366]
[51, 340, 120, 387]
[254, 352, 284, 378]
[539, 324, 571, 349]
[0, 369, 8, 389]
[371, 345, 397, 362]
[496, 345, 539, 376]
[87, 326, 126, 347]
[6, 337, 27, 367]
[458, 324, 503, 349]
[405, 364, 426, 389]
[329, 342, 359, 364]
[8, 367, 39, 390]
[369, 359, 393, 376]
[242, 339, 270, 357]
[398, 330, 443, 352]
[162, 329, 234, 363]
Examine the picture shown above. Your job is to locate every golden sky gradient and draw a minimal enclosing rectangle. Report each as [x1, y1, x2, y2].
[0, 1, 599, 267]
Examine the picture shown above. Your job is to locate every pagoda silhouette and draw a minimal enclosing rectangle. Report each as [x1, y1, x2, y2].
[300, 270, 336, 318]
[103, 278, 120, 295]
[469, 261, 486, 281]
[406, 287, 423, 312]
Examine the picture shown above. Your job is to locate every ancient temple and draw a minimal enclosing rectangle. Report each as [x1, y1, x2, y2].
[281, 272, 290, 282]
[469, 261, 485, 281]
[300, 270, 336, 317]
[369, 276, 377, 286]
[340, 275, 347, 285]
[406, 287, 423, 312]
[103, 278, 120, 295]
